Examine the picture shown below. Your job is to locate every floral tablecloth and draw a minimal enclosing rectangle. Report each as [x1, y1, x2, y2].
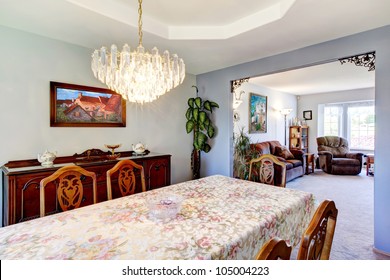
[0, 175, 316, 260]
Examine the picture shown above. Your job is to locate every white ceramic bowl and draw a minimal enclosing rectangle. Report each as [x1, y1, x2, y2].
[147, 193, 183, 220]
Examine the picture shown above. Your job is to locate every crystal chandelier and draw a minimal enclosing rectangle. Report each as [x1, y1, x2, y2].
[91, 0, 185, 104]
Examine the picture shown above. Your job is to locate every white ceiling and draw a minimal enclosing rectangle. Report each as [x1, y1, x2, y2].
[250, 59, 375, 95]
[0, 0, 388, 92]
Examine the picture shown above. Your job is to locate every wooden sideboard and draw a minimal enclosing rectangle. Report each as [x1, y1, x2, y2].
[1, 149, 171, 226]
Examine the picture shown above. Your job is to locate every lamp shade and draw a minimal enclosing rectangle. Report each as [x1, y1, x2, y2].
[280, 108, 293, 116]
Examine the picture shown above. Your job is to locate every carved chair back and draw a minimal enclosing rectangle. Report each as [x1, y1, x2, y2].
[297, 199, 338, 260]
[256, 237, 292, 260]
[248, 154, 287, 187]
[40, 165, 97, 217]
[106, 159, 146, 200]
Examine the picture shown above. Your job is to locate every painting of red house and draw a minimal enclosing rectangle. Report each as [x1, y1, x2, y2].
[50, 82, 126, 127]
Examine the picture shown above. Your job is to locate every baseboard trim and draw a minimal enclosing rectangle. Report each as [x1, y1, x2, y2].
[373, 246, 390, 257]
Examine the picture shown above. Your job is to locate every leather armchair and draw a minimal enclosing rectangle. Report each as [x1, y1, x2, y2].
[317, 136, 363, 175]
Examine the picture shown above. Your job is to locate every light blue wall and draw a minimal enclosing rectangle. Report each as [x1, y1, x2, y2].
[0, 26, 195, 186]
[197, 25, 390, 254]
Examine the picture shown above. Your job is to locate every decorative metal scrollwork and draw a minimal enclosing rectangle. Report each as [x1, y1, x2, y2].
[231, 77, 250, 93]
[339, 52, 375, 71]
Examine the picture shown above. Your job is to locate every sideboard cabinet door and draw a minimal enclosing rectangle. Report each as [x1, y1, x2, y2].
[145, 157, 171, 190]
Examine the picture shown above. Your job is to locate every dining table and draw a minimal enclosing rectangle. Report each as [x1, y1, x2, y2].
[0, 175, 316, 260]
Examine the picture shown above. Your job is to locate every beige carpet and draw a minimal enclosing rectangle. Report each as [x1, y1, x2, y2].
[287, 169, 390, 260]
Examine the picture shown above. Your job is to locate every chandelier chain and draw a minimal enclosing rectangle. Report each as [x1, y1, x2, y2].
[138, 0, 143, 46]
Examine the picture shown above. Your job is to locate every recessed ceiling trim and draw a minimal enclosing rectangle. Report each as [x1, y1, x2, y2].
[66, 0, 170, 38]
[168, 0, 296, 40]
[67, 0, 295, 40]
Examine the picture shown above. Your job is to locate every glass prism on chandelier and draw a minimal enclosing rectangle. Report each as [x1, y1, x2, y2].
[91, 0, 185, 104]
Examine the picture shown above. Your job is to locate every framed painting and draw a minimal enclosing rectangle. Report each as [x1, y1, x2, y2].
[303, 110, 312, 120]
[50, 82, 126, 127]
[249, 93, 267, 133]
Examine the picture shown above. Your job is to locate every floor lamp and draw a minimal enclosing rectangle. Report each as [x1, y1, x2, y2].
[280, 109, 293, 146]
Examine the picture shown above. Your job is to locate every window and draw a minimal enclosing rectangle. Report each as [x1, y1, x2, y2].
[323, 105, 342, 136]
[348, 105, 375, 150]
[322, 101, 374, 151]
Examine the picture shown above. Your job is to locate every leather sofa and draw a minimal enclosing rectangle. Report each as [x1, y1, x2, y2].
[249, 140, 305, 183]
[317, 136, 363, 175]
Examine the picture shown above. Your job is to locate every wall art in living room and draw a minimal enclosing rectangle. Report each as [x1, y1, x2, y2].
[249, 93, 267, 133]
[50, 82, 126, 127]
[303, 110, 312, 120]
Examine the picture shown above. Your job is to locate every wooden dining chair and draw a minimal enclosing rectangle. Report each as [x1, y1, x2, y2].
[248, 154, 287, 187]
[297, 199, 338, 260]
[40, 165, 97, 217]
[256, 237, 292, 260]
[106, 159, 146, 200]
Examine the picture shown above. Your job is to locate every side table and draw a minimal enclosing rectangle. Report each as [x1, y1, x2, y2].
[365, 154, 374, 176]
[304, 153, 315, 175]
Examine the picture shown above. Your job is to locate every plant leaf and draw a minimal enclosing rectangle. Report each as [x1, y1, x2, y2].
[195, 97, 202, 108]
[204, 101, 211, 111]
[199, 111, 207, 123]
[188, 98, 195, 108]
[207, 125, 215, 138]
[186, 120, 194, 133]
[203, 144, 211, 153]
[185, 108, 192, 120]
[197, 132, 207, 149]
[204, 118, 210, 126]
[210, 101, 219, 108]
[193, 108, 199, 121]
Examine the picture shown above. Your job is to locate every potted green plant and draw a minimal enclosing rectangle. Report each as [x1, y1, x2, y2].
[186, 86, 219, 179]
[233, 127, 258, 179]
